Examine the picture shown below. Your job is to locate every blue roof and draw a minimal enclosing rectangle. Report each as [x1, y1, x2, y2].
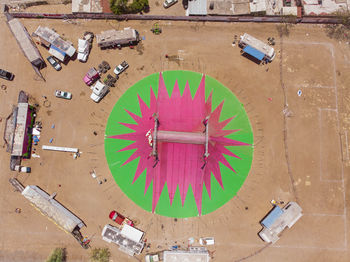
[243, 45, 265, 61]
[261, 206, 284, 228]
[50, 44, 66, 56]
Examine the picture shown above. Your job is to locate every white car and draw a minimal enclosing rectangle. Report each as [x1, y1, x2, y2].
[90, 81, 109, 103]
[77, 39, 89, 62]
[55, 90, 72, 100]
[163, 0, 177, 8]
[113, 61, 129, 75]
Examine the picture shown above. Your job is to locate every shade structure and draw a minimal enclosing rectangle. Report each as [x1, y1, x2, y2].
[243, 45, 265, 61]
[105, 71, 254, 217]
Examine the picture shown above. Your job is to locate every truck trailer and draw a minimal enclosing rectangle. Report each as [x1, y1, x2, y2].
[96, 28, 139, 49]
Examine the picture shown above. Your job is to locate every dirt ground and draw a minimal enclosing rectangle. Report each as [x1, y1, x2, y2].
[1, 7, 350, 262]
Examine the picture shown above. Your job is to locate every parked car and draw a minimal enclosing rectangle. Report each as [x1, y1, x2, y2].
[113, 61, 129, 75]
[0, 69, 14, 81]
[46, 56, 62, 71]
[77, 39, 89, 62]
[163, 0, 178, 8]
[109, 210, 134, 227]
[55, 90, 72, 100]
[145, 251, 164, 262]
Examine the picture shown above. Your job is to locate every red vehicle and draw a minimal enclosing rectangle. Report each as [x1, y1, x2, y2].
[109, 210, 134, 227]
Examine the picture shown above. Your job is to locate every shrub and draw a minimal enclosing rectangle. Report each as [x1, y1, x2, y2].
[46, 248, 66, 262]
[90, 248, 111, 262]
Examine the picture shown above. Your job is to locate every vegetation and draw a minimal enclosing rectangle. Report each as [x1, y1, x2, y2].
[90, 248, 111, 262]
[46, 248, 66, 262]
[110, 0, 149, 14]
[325, 11, 350, 41]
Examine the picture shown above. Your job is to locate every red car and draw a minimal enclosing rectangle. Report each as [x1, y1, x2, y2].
[109, 210, 134, 227]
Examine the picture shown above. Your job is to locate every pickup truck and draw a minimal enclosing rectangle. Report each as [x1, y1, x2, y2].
[83, 67, 100, 86]
[114, 61, 129, 75]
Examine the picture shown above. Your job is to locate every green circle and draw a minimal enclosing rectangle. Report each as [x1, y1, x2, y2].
[105, 70, 253, 217]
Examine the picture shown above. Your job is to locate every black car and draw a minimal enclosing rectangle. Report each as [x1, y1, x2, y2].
[0, 69, 15, 81]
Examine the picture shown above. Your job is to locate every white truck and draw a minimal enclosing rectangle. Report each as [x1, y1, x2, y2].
[90, 81, 109, 103]
[14, 165, 31, 173]
[77, 39, 89, 62]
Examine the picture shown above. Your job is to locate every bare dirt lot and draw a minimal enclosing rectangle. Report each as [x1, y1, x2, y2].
[1, 11, 350, 262]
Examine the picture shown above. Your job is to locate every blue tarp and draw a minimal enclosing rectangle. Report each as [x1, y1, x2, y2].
[243, 45, 265, 61]
[261, 206, 284, 228]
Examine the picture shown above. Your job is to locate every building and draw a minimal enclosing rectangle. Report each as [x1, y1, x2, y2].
[72, 0, 102, 13]
[4, 13, 45, 80]
[164, 247, 210, 262]
[259, 202, 303, 243]
[101, 224, 145, 256]
[303, 0, 347, 15]
[3, 91, 35, 170]
[96, 28, 139, 48]
[32, 26, 76, 62]
[239, 33, 275, 62]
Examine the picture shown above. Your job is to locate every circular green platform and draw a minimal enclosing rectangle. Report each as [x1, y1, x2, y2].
[105, 70, 253, 217]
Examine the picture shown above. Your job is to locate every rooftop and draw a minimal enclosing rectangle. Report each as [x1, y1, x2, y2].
[33, 26, 76, 57]
[72, 0, 103, 13]
[22, 185, 85, 233]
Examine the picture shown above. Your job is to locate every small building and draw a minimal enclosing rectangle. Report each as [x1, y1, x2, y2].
[239, 33, 275, 62]
[101, 224, 145, 256]
[164, 247, 210, 262]
[20, 184, 89, 248]
[259, 202, 303, 243]
[4, 13, 45, 80]
[72, 0, 103, 13]
[96, 28, 140, 49]
[32, 26, 76, 62]
[3, 91, 35, 170]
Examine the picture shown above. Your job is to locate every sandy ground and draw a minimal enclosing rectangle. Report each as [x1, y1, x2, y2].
[1, 8, 350, 262]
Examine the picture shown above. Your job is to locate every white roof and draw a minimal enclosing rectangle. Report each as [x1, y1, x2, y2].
[11, 103, 29, 156]
[240, 33, 275, 58]
[72, 0, 103, 13]
[22, 185, 84, 233]
[249, 0, 266, 13]
[281, 6, 298, 16]
[49, 46, 65, 61]
[121, 224, 144, 243]
[164, 250, 210, 262]
[187, 0, 208, 15]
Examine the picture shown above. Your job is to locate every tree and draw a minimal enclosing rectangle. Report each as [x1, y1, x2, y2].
[110, 0, 149, 14]
[90, 248, 111, 262]
[46, 248, 66, 262]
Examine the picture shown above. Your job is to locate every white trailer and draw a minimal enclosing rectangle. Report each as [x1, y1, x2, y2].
[96, 27, 139, 49]
[239, 33, 275, 61]
[42, 145, 79, 153]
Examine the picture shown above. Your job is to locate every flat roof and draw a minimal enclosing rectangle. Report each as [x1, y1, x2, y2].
[11, 103, 29, 156]
[22, 185, 84, 233]
[96, 28, 137, 45]
[7, 18, 43, 64]
[72, 0, 103, 13]
[240, 33, 275, 58]
[33, 26, 76, 57]
[261, 206, 283, 228]
[101, 224, 144, 255]
[164, 250, 210, 262]
[120, 224, 144, 243]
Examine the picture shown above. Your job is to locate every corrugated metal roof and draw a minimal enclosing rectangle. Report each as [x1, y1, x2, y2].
[7, 19, 43, 64]
[261, 206, 284, 228]
[22, 185, 84, 233]
[243, 45, 265, 61]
